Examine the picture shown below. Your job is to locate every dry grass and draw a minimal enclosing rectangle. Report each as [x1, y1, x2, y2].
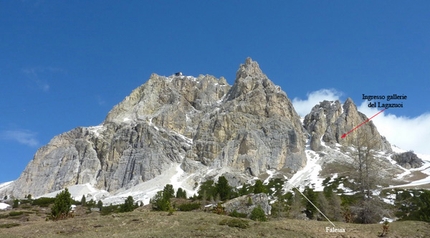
[404, 171, 429, 182]
[1, 206, 430, 238]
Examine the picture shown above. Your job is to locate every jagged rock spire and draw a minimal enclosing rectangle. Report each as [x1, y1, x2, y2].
[235, 57, 265, 80]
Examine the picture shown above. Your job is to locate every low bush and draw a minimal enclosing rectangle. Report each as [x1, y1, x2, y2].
[9, 211, 23, 217]
[219, 218, 250, 229]
[19, 199, 32, 205]
[250, 205, 267, 221]
[0, 223, 20, 228]
[229, 210, 247, 218]
[32, 197, 56, 207]
[100, 204, 120, 216]
[177, 202, 200, 211]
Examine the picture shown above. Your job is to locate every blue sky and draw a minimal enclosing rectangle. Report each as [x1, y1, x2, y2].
[1, 1, 430, 182]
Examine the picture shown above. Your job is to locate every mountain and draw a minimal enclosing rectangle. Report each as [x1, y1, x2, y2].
[1, 58, 429, 203]
[303, 98, 392, 151]
[2, 58, 307, 199]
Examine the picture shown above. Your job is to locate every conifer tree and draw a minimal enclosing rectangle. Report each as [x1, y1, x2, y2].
[120, 196, 135, 212]
[250, 205, 267, 221]
[81, 195, 86, 206]
[51, 188, 73, 220]
[253, 180, 267, 194]
[216, 176, 232, 201]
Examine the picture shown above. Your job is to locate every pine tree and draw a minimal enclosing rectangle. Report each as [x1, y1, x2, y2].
[81, 195, 86, 206]
[51, 188, 73, 220]
[216, 176, 232, 201]
[250, 205, 267, 221]
[239, 183, 251, 196]
[120, 196, 135, 212]
[198, 180, 216, 199]
[176, 188, 187, 199]
[97, 200, 103, 210]
[163, 184, 175, 200]
[253, 180, 267, 194]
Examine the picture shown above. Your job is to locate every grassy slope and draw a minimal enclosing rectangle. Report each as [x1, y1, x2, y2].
[1, 207, 430, 238]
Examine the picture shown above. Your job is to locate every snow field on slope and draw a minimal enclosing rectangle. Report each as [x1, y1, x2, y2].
[0, 202, 10, 210]
[35, 183, 110, 201]
[283, 140, 324, 192]
[102, 163, 199, 206]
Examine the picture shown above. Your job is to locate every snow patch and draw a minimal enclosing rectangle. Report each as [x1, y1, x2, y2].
[102, 163, 198, 206]
[284, 144, 324, 191]
[0, 202, 10, 210]
[0, 181, 13, 191]
[88, 125, 104, 137]
[36, 183, 110, 201]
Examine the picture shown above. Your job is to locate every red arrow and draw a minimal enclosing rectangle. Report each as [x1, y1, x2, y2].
[341, 108, 387, 139]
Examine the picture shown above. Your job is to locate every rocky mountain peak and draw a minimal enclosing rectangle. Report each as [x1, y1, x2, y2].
[5, 58, 309, 198]
[304, 98, 391, 151]
[342, 97, 357, 115]
[235, 57, 265, 80]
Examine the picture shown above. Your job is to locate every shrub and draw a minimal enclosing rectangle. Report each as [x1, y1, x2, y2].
[250, 205, 267, 221]
[378, 220, 389, 237]
[8, 211, 23, 217]
[12, 199, 19, 208]
[100, 204, 120, 216]
[229, 210, 247, 218]
[32, 197, 56, 207]
[20, 199, 32, 205]
[0, 223, 20, 228]
[253, 180, 267, 194]
[213, 203, 225, 215]
[247, 197, 253, 206]
[51, 188, 73, 221]
[168, 202, 174, 216]
[177, 202, 200, 211]
[219, 218, 250, 229]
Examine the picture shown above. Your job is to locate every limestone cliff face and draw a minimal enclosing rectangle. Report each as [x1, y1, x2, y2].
[189, 58, 306, 175]
[10, 58, 306, 198]
[304, 98, 391, 151]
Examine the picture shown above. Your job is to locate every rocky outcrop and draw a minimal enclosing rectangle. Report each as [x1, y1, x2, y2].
[304, 98, 391, 151]
[303, 100, 342, 151]
[391, 151, 424, 169]
[8, 58, 307, 198]
[188, 58, 307, 175]
[222, 193, 271, 216]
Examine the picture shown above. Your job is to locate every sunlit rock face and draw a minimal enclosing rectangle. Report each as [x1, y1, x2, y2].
[10, 58, 307, 198]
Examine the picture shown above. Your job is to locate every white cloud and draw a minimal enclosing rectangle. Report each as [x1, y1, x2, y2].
[292, 89, 343, 118]
[358, 102, 430, 155]
[0, 130, 39, 147]
[22, 66, 64, 92]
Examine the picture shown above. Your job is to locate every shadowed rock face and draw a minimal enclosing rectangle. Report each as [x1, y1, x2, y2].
[304, 98, 391, 151]
[391, 151, 423, 169]
[9, 58, 307, 198]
